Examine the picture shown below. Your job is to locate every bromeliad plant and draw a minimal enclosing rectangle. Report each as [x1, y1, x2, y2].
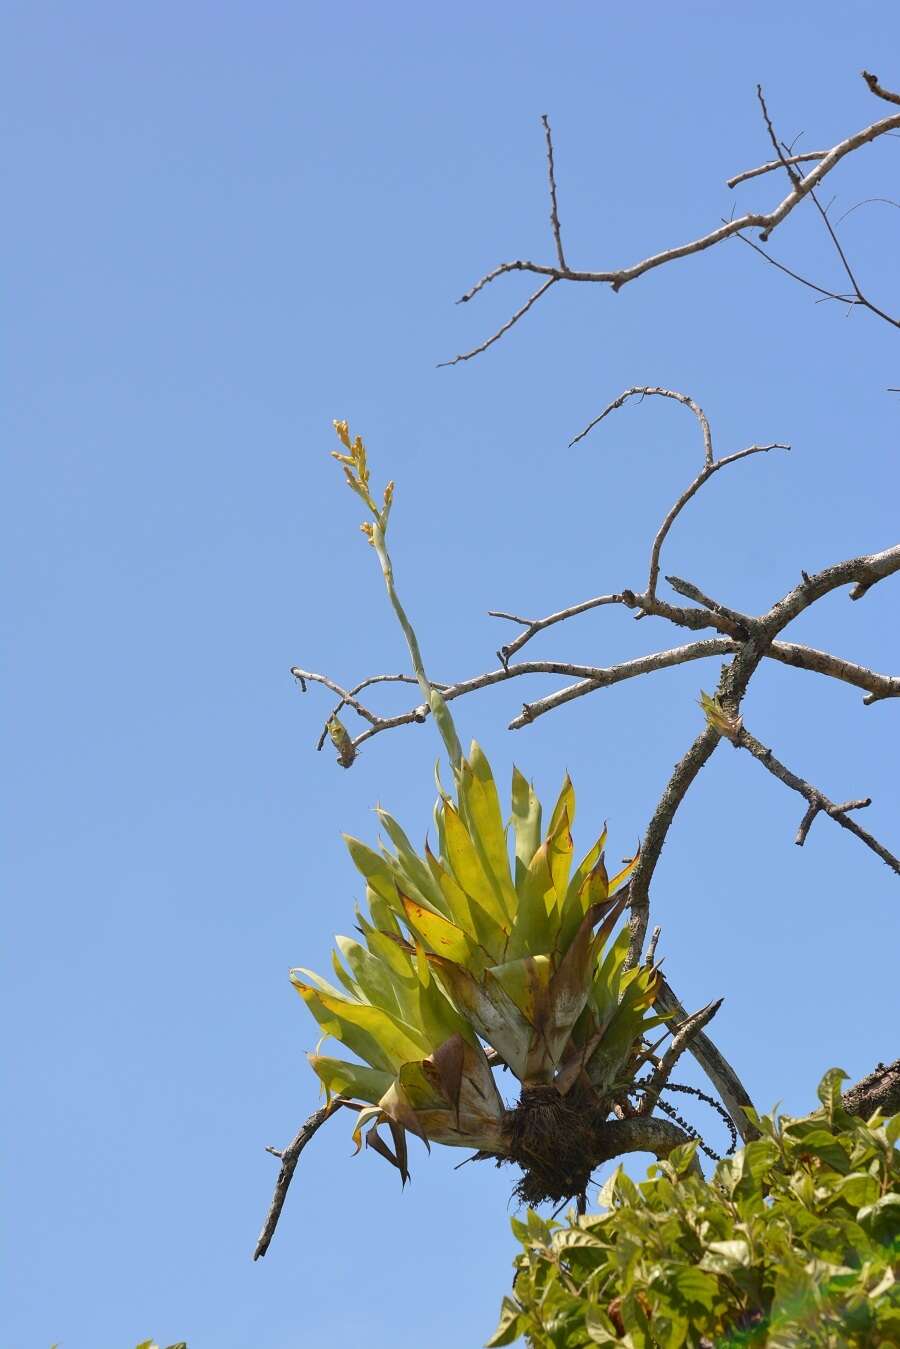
[291, 424, 668, 1203]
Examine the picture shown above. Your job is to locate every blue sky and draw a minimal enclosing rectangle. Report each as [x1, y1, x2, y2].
[4, 4, 899, 1347]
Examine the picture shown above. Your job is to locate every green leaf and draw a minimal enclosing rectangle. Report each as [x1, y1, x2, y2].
[829, 1171, 880, 1208]
[584, 1306, 620, 1344]
[671, 1265, 716, 1309]
[666, 1140, 700, 1177]
[486, 1297, 524, 1347]
[817, 1066, 849, 1119]
[790, 1128, 851, 1174]
[734, 1138, 779, 1194]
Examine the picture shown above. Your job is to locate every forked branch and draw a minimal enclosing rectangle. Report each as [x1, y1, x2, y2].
[442, 71, 900, 363]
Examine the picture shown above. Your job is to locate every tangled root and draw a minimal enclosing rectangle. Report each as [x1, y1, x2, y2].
[503, 1084, 598, 1207]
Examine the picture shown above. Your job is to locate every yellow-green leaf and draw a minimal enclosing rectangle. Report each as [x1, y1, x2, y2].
[292, 977, 430, 1072]
[308, 1054, 394, 1105]
[511, 766, 542, 882]
[460, 746, 517, 918]
[400, 894, 475, 963]
[343, 834, 398, 907]
[442, 801, 511, 932]
[548, 772, 576, 837]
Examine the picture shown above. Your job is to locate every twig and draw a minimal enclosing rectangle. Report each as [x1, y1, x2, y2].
[297, 672, 424, 750]
[727, 149, 827, 189]
[644, 442, 789, 600]
[490, 593, 623, 664]
[569, 385, 713, 463]
[291, 668, 385, 729]
[254, 1099, 351, 1259]
[541, 114, 567, 270]
[794, 796, 871, 846]
[568, 386, 787, 601]
[665, 575, 760, 635]
[863, 69, 900, 107]
[438, 278, 557, 366]
[733, 228, 855, 304]
[653, 976, 759, 1143]
[836, 196, 900, 224]
[756, 85, 801, 187]
[637, 999, 724, 1117]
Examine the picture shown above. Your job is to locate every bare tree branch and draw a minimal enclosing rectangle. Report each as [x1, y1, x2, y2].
[585, 1114, 703, 1173]
[253, 1098, 354, 1260]
[626, 725, 723, 967]
[446, 72, 900, 361]
[744, 81, 900, 332]
[297, 630, 900, 755]
[509, 640, 735, 728]
[725, 721, 900, 875]
[842, 1057, 900, 1117]
[765, 640, 900, 704]
[762, 543, 900, 624]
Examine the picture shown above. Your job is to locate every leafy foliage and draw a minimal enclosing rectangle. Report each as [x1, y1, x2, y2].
[489, 1071, 900, 1347]
[293, 740, 663, 1181]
